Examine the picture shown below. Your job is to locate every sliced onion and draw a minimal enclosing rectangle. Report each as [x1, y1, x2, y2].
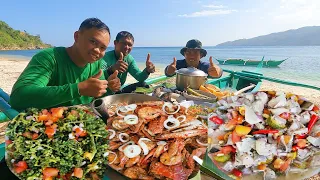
[245, 105, 262, 125]
[138, 138, 152, 155]
[176, 115, 186, 123]
[157, 141, 167, 146]
[108, 151, 118, 164]
[162, 102, 180, 115]
[126, 104, 137, 111]
[270, 108, 289, 116]
[196, 138, 208, 147]
[118, 106, 129, 112]
[124, 115, 138, 125]
[119, 133, 130, 143]
[119, 141, 135, 152]
[123, 145, 142, 158]
[108, 129, 116, 140]
[116, 106, 128, 117]
[164, 116, 180, 130]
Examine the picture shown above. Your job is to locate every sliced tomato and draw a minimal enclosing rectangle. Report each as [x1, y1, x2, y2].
[231, 168, 242, 177]
[14, 166, 27, 174]
[44, 119, 54, 126]
[43, 167, 59, 177]
[15, 161, 28, 168]
[22, 132, 32, 139]
[232, 131, 241, 143]
[279, 159, 291, 172]
[312, 105, 319, 112]
[14, 161, 28, 173]
[5, 139, 12, 145]
[220, 145, 236, 154]
[51, 107, 64, 118]
[73, 168, 83, 178]
[42, 109, 49, 115]
[45, 126, 56, 138]
[32, 133, 39, 140]
[75, 128, 87, 137]
[38, 114, 49, 122]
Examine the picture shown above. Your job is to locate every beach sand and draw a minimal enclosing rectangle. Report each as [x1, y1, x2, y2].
[0, 56, 320, 180]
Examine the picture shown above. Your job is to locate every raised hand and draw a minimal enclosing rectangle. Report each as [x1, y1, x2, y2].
[78, 69, 108, 97]
[111, 52, 128, 73]
[145, 53, 155, 73]
[107, 70, 121, 92]
[208, 56, 222, 77]
[166, 57, 177, 75]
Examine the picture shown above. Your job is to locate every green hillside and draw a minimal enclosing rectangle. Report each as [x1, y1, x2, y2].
[216, 26, 320, 46]
[0, 21, 51, 50]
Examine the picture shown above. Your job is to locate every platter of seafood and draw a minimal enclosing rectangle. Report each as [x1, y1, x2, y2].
[206, 91, 320, 180]
[98, 94, 208, 179]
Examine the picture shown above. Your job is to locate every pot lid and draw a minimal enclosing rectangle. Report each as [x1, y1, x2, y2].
[176, 67, 208, 76]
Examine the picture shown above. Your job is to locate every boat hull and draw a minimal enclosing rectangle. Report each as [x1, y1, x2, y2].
[217, 59, 285, 67]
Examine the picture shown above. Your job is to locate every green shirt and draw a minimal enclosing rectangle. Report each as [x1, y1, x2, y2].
[10, 47, 105, 110]
[101, 50, 149, 86]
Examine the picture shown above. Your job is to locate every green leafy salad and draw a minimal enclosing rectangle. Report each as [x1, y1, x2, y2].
[5, 106, 108, 180]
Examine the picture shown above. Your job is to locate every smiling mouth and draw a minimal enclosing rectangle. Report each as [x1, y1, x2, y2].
[91, 54, 99, 60]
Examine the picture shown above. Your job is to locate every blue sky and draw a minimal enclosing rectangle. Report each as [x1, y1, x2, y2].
[1, 0, 320, 47]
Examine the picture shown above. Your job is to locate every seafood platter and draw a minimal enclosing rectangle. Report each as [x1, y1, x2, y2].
[2, 85, 320, 179]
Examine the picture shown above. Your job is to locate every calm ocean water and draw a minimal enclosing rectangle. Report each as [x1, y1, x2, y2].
[1, 46, 319, 87]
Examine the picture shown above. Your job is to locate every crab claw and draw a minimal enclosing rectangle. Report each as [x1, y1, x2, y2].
[156, 129, 207, 140]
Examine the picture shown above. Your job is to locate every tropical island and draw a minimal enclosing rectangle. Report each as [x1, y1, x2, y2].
[0, 20, 51, 50]
[216, 26, 320, 46]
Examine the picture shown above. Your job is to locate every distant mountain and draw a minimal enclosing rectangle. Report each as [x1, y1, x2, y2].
[0, 20, 51, 50]
[216, 26, 320, 46]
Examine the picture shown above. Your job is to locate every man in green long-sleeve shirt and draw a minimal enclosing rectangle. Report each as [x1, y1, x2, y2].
[10, 18, 121, 110]
[101, 31, 156, 93]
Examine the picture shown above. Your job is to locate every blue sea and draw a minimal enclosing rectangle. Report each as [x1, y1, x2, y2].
[0, 46, 320, 87]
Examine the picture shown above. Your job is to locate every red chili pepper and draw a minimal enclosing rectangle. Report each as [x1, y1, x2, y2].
[232, 169, 243, 177]
[307, 114, 319, 133]
[252, 129, 279, 135]
[312, 105, 319, 112]
[295, 134, 307, 139]
[209, 116, 224, 124]
[292, 145, 299, 151]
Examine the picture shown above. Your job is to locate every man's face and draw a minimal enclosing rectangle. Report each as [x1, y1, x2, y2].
[184, 49, 201, 67]
[74, 28, 110, 64]
[114, 37, 134, 57]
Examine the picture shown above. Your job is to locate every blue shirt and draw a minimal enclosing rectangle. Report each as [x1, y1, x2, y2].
[164, 59, 211, 77]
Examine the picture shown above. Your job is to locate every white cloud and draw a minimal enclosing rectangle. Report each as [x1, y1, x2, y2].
[178, 9, 236, 18]
[203, 4, 225, 9]
[272, 0, 320, 23]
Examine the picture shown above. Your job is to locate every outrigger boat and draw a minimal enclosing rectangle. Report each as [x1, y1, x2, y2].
[214, 57, 288, 67]
[0, 62, 319, 179]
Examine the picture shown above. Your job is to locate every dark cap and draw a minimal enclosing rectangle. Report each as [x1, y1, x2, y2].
[180, 39, 207, 58]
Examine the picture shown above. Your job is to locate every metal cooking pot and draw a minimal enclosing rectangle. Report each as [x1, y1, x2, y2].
[176, 67, 208, 90]
[91, 93, 160, 119]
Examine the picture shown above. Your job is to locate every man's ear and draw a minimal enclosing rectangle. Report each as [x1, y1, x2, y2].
[114, 40, 117, 46]
[74, 31, 79, 42]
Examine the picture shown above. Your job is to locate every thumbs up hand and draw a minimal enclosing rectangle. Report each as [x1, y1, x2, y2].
[166, 57, 177, 76]
[110, 52, 128, 73]
[208, 56, 222, 78]
[78, 69, 108, 97]
[107, 70, 121, 92]
[145, 53, 155, 73]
